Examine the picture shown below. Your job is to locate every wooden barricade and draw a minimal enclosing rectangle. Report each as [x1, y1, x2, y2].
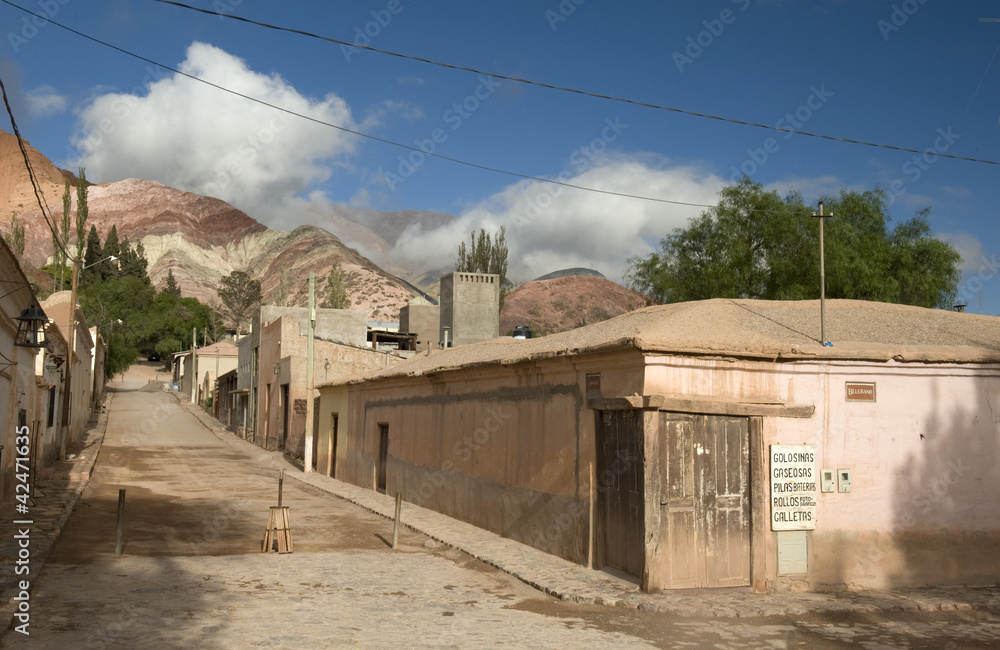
[262, 506, 292, 553]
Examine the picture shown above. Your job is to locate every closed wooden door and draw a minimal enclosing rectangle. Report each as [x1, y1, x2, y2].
[376, 423, 389, 493]
[659, 413, 750, 589]
[597, 410, 645, 579]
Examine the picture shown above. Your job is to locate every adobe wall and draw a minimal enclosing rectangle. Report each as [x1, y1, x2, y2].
[340, 348, 646, 565]
[399, 303, 440, 349]
[774, 361, 1000, 591]
[278, 315, 403, 460]
[644, 354, 1000, 591]
[439, 272, 500, 346]
[316, 386, 349, 478]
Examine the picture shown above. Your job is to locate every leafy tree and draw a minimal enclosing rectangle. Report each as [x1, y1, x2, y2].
[101, 224, 120, 280]
[321, 262, 349, 309]
[271, 270, 292, 307]
[79, 274, 156, 375]
[456, 226, 509, 305]
[164, 268, 181, 297]
[3, 211, 25, 257]
[626, 178, 961, 309]
[155, 336, 183, 358]
[81, 225, 103, 287]
[117, 236, 150, 284]
[76, 233, 219, 374]
[54, 181, 72, 291]
[217, 270, 262, 332]
[74, 168, 88, 261]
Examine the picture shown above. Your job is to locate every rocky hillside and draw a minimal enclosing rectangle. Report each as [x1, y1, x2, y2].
[1, 130, 416, 320]
[500, 275, 650, 337]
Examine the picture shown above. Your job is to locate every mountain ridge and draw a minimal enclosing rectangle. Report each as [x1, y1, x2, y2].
[1, 130, 416, 320]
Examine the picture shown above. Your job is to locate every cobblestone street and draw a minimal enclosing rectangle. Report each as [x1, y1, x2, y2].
[2, 364, 1000, 648]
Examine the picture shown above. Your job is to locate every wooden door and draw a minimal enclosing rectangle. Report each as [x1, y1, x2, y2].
[659, 413, 750, 589]
[376, 423, 389, 493]
[328, 413, 339, 478]
[597, 410, 645, 579]
[281, 385, 290, 446]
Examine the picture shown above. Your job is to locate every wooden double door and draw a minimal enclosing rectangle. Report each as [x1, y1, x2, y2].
[597, 411, 751, 589]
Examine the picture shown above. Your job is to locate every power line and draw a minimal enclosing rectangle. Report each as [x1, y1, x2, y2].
[0, 72, 75, 263]
[0, 0, 721, 211]
[152, 0, 1000, 167]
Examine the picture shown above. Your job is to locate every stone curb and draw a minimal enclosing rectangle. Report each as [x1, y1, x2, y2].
[0, 392, 113, 635]
[176, 396, 1000, 619]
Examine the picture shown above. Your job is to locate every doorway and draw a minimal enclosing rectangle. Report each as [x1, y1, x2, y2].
[657, 413, 750, 589]
[328, 413, 339, 478]
[595, 409, 645, 579]
[281, 384, 290, 448]
[376, 423, 388, 493]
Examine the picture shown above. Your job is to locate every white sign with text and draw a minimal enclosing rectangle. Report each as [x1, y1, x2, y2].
[770, 444, 817, 531]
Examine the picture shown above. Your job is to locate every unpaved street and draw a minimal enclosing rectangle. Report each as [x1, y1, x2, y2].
[3, 364, 1000, 648]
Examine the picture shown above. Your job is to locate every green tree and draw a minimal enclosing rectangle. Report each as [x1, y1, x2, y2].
[456, 226, 509, 306]
[79, 274, 157, 375]
[81, 225, 103, 287]
[75, 168, 88, 261]
[626, 178, 961, 309]
[101, 224, 120, 280]
[271, 270, 292, 307]
[51, 181, 74, 291]
[321, 262, 349, 309]
[117, 236, 151, 284]
[3, 212, 25, 257]
[59, 180, 72, 290]
[217, 270, 262, 332]
[164, 268, 181, 297]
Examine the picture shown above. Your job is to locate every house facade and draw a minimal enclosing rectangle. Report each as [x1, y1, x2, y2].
[318, 299, 1000, 593]
[1, 238, 46, 502]
[41, 292, 96, 453]
[239, 305, 406, 458]
[1, 240, 98, 502]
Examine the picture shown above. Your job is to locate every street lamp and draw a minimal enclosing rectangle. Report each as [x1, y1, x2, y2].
[84, 254, 117, 270]
[13, 303, 48, 348]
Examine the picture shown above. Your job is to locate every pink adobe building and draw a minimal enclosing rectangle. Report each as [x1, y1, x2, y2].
[237, 305, 406, 460]
[317, 299, 1000, 593]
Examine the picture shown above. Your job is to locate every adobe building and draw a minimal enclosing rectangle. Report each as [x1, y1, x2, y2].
[318, 299, 1000, 593]
[196, 340, 239, 405]
[1, 238, 48, 502]
[399, 296, 439, 350]
[439, 272, 499, 346]
[40, 292, 96, 452]
[240, 305, 405, 458]
[34, 318, 68, 468]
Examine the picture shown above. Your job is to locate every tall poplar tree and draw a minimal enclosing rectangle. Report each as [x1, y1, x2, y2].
[74, 168, 89, 262]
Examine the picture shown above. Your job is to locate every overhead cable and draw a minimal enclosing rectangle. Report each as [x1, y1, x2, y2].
[0, 72, 73, 262]
[0, 0, 721, 210]
[151, 0, 1000, 167]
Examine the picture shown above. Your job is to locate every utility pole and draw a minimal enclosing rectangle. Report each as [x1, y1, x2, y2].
[304, 272, 315, 473]
[59, 257, 79, 460]
[191, 327, 197, 404]
[813, 201, 833, 346]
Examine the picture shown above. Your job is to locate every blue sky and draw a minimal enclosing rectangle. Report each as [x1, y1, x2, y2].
[2, 0, 999, 311]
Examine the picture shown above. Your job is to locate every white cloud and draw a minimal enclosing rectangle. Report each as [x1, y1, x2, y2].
[68, 42, 359, 229]
[389, 157, 725, 283]
[25, 85, 66, 118]
[939, 232, 985, 274]
[941, 185, 972, 200]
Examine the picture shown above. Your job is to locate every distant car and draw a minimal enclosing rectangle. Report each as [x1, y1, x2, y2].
[147, 352, 160, 362]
